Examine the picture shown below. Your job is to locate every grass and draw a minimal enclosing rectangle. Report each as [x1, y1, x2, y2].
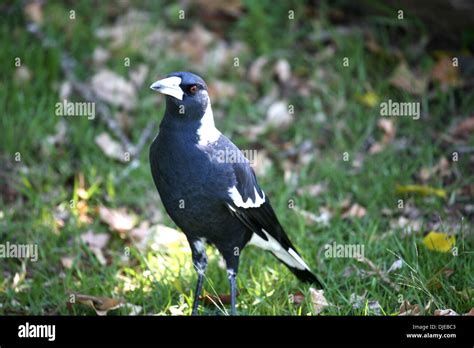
[0, 1, 473, 316]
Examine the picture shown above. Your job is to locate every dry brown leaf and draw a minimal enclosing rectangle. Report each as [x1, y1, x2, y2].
[431, 57, 460, 87]
[98, 206, 136, 233]
[294, 207, 332, 226]
[310, 288, 328, 315]
[434, 308, 459, 316]
[341, 203, 366, 219]
[390, 62, 427, 95]
[14, 66, 32, 85]
[399, 301, 420, 316]
[95, 132, 127, 162]
[378, 119, 396, 144]
[80, 231, 109, 250]
[72, 293, 124, 316]
[129, 221, 151, 242]
[80, 230, 110, 265]
[296, 183, 327, 197]
[452, 117, 474, 139]
[91, 70, 137, 110]
[24, 1, 43, 24]
[248, 56, 269, 84]
[194, 0, 242, 16]
[208, 80, 237, 100]
[292, 291, 305, 305]
[465, 308, 474, 316]
[369, 119, 396, 154]
[61, 257, 74, 270]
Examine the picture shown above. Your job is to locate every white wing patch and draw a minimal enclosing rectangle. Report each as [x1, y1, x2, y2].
[197, 91, 221, 146]
[228, 186, 265, 208]
[248, 229, 309, 271]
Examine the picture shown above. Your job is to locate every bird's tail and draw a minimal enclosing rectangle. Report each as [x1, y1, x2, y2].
[270, 250, 323, 288]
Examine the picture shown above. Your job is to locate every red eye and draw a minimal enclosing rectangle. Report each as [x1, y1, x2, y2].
[189, 85, 198, 94]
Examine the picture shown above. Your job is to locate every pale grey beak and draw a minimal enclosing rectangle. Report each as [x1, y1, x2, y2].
[150, 76, 184, 100]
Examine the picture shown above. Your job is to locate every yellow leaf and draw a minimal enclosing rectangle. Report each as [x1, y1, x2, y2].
[357, 91, 379, 108]
[423, 231, 455, 252]
[395, 184, 446, 198]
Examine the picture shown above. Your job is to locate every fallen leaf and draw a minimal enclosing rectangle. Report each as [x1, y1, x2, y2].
[92, 47, 110, 66]
[292, 291, 305, 305]
[296, 183, 327, 197]
[395, 184, 447, 199]
[80, 231, 110, 249]
[273, 59, 291, 83]
[464, 308, 474, 316]
[194, 0, 243, 17]
[422, 231, 456, 252]
[24, 1, 43, 24]
[294, 207, 332, 226]
[61, 257, 74, 269]
[310, 288, 328, 315]
[390, 62, 427, 95]
[452, 117, 474, 139]
[357, 91, 379, 108]
[369, 119, 396, 154]
[129, 221, 151, 242]
[201, 292, 238, 306]
[80, 230, 110, 265]
[248, 56, 269, 84]
[431, 57, 460, 87]
[91, 69, 137, 110]
[434, 308, 458, 316]
[266, 101, 293, 129]
[208, 80, 237, 100]
[95, 132, 127, 162]
[14, 66, 32, 85]
[72, 293, 124, 316]
[378, 119, 396, 144]
[341, 203, 366, 219]
[399, 301, 420, 316]
[98, 206, 136, 233]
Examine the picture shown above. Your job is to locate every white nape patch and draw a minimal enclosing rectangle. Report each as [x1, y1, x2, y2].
[197, 91, 221, 145]
[248, 229, 309, 271]
[228, 186, 265, 208]
[150, 76, 184, 100]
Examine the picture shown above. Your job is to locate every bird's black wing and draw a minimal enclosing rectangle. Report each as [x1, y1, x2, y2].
[221, 146, 322, 286]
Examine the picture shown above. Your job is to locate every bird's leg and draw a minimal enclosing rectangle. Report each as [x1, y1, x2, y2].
[192, 272, 205, 315]
[227, 269, 237, 316]
[189, 238, 208, 316]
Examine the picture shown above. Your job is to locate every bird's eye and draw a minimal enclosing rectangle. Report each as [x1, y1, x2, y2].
[189, 85, 198, 94]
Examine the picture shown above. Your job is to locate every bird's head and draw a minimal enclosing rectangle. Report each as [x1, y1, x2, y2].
[150, 71, 209, 120]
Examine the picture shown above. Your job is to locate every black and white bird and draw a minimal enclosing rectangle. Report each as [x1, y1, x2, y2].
[149, 72, 322, 315]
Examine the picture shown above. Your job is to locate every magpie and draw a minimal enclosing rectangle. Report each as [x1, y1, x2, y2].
[149, 72, 322, 315]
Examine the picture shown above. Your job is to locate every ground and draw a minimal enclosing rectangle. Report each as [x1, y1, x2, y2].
[0, 1, 473, 316]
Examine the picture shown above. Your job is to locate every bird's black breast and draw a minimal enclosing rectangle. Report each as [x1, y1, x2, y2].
[149, 127, 239, 241]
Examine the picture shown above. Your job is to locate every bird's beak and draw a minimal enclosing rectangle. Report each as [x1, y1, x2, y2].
[150, 76, 184, 100]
